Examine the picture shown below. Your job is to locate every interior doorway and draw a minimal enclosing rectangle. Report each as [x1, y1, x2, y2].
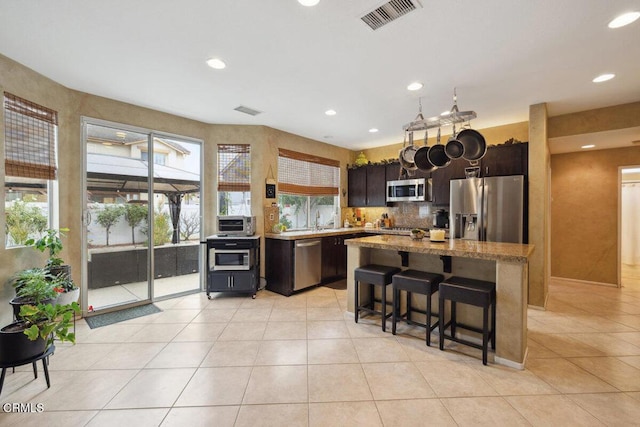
[620, 166, 640, 290]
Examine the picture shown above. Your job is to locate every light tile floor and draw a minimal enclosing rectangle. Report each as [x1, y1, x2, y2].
[1, 276, 640, 426]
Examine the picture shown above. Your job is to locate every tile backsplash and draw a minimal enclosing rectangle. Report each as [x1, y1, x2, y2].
[342, 202, 441, 229]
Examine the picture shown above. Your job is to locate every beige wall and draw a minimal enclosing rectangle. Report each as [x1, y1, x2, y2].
[0, 54, 350, 325]
[551, 146, 640, 284]
[360, 121, 529, 163]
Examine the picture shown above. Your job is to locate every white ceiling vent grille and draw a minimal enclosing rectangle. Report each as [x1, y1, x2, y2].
[234, 105, 262, 116]
[361, 0, 422, 30]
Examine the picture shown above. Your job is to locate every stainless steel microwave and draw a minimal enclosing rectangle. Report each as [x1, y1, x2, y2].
[386, 178, 431, 202]
[217, 215, 256, 236]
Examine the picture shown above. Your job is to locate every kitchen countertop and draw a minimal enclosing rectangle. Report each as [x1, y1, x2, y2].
[264, 227, 449, 240]
[345, 234, 534, 263]
[264, 227, 367, 240]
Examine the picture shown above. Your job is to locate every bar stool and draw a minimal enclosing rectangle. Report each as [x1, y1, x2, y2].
[391, 269, 444, 346]
[438, 276, 496, 365]
[354, 264, 401, 332]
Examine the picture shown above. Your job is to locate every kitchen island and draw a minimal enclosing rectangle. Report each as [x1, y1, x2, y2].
[345, 234, 534, 368]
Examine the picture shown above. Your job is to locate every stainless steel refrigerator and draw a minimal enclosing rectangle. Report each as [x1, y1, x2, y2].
[450, 175, 525, 243]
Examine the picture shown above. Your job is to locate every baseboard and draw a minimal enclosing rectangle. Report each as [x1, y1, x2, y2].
[495, 346, 527, 370]
[551, 276, 618, 288]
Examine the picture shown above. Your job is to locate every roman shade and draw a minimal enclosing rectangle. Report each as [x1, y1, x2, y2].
[217, 144, 251, 192]
[278, 148, 340, 195]
[4, 92, 58, 180]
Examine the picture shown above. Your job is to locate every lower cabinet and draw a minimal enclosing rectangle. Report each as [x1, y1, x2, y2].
[208, 269, 258, 297]
[321, 233, 363, 282]
[266, 233, 366, 296]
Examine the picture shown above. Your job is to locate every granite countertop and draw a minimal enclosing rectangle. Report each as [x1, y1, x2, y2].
[264, 227, 449, 240]
[345, 234, 535, 263]
[264, 227, 367, 240]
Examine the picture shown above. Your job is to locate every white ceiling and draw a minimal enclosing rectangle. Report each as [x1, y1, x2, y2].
[1, 0, 640, 151]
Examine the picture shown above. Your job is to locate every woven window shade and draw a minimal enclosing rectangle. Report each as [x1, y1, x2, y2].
[218, 144, 251, 192]
[278, 149, 340, 195]
[4, 93, 58, 180]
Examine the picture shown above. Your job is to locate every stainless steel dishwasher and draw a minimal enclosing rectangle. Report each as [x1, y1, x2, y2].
[294, 238, 322, 291]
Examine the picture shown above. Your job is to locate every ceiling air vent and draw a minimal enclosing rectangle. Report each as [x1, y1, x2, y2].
[361, 0, 422, 30]
[234, 105, 262, 116]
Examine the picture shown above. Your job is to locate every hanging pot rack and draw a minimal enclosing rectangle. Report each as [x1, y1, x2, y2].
[403, 89, 477, 132]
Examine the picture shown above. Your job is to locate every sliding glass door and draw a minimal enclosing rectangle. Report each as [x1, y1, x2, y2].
[82, 118, 202, 315]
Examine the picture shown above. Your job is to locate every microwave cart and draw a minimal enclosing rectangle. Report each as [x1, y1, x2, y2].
[204, 235, 260, 299]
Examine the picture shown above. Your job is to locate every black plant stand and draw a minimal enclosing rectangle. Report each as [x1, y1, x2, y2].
[0, 345, 55, 396]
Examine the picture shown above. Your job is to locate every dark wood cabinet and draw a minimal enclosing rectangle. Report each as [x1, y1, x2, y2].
[265, 238, 295, 296]
[481, 143, 528, 177]
[366, 164, 386, 206]
[347, 164, 387, 207]
[321, 233, 366, 282]
[347, 166, 367, 207]
[429, 143, 529, 206]
[431, 158, 467, 206]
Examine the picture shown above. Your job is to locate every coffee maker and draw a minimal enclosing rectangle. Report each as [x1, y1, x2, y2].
[433, 209, 449, 229]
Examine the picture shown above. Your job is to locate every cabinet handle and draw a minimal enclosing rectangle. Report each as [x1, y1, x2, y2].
[486, 166, 489, 175]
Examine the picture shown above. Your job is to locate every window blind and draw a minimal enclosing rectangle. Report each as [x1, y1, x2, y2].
[217, 144, 251, 192]
[4, 93, 58, 180]
[278, 148, 340, 195]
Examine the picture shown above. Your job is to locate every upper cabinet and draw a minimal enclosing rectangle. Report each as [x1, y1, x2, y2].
[430, 142, 528, 206]
[481, 142, 528, 177]
[347, 163, 388, 207]
[348, 142, 528, 208]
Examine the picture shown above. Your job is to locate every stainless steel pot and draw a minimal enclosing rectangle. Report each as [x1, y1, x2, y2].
[399, 131, 418, 171]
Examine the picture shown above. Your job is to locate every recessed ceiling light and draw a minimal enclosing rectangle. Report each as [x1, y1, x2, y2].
[441, 111, 450, 116]
[325, 109, 337, 116]
[298, 0, 320, 6]
[592, 73, 615, 83]
[407, 82, 423, 91]
[206, 58, 226, 69]
[581, 144, 596, 149]
[369, 128, 379, 133]
[608, 11, 640, 28]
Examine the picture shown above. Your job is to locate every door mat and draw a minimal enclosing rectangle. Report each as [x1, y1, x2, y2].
[85, 304, 162, 329]
[323, 279, 347, 290]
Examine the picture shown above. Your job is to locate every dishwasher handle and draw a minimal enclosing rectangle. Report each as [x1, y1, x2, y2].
[295, 240, 321, 248]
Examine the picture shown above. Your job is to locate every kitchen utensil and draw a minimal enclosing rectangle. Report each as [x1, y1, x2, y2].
[427, 127, 451, 168]
[458, 128, 487, 161]
[413, 129, 438, 172]
[445, 122, 465, 159]
[398, 131, 418, 171]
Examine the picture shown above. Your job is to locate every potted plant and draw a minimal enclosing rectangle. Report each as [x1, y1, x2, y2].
[51, 272, 80, 306]
[0, 302, 79, 365]
[9, 268, 57, 318]
[26, 228, 70, 278]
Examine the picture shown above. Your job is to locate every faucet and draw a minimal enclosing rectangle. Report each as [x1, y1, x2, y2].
[315, 211, 320, 230]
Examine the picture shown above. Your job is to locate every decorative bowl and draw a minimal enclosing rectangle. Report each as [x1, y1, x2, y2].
[410, 229, 425, 240]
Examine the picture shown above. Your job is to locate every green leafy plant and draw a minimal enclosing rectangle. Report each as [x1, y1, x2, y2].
[25, 228, 69, 268]
[123, 203, 148, 245]
[153, 210, 172, 246]
[20, 302, 80, 348]
[96, 205, 124, 246]
[5, 199, 48, 246]
[50, 271, 77, 292]
[12, 268, 57, 304]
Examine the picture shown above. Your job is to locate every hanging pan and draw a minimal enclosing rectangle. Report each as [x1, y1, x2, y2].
[445, 122, 465, 160]
[427, 127, 451, 168]
[398, 131, 417, 171]
[458, 128, 487, 161]
[413, 129, 438, 172]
